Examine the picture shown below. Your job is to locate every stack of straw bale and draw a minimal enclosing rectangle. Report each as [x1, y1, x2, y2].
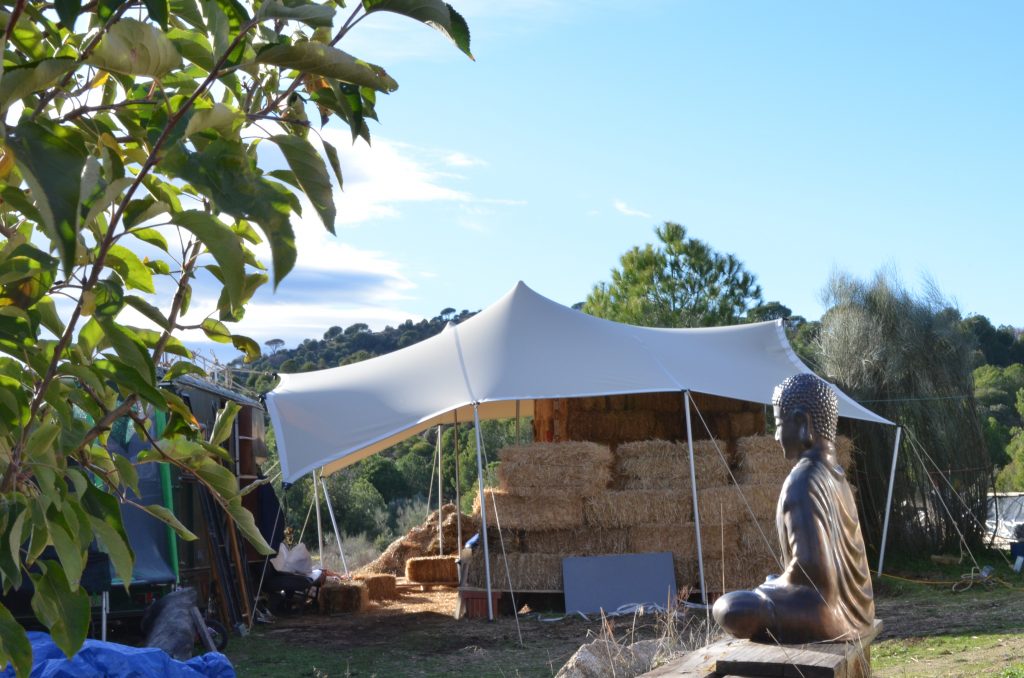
[466, 434, 856, 597]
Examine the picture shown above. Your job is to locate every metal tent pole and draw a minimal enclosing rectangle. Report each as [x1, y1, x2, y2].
[877, 426, 903, 576]
[320, 475, 348, 574]
[472, 404, 494, 620]
[684, 391, 708, 605]
[454, 414, 462, 551]
[313, 469, 324, 566]
[437, 424, 444, 556]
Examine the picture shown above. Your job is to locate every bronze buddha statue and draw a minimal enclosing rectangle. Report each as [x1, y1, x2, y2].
[712, 373, 875, 644]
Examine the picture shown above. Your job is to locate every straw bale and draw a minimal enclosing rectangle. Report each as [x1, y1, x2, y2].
[463, 551, 564, 591]
[697, 484, 779, 525]
[498, 441, 612, 468]
[319, 579, 368, 614]
[608, 394, 627, 410]
[582, 491, 691, 528]
[497, 459, 611, 495]
[524, 528, 630, 556]
[630, 392, 683, 414]
[688, 392, 747, 414]
[567, 411, 658, 442]
[629, 522, 738, 560]
[405, 555, 458, 583]
[352, 573, 398, 600]
[474, 489, 584, 531]
[735, 434, 856, 483]
[615, 439, 731, 489]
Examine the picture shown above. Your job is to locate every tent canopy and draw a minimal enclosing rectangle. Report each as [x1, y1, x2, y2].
[267, 281, 893, 482]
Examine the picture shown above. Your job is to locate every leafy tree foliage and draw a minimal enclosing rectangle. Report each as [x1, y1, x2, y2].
[962, 315, 1024, 367]
[583, 222, 763, 328]
[817, 270, 988, 555]
[0, 0, 471, 670]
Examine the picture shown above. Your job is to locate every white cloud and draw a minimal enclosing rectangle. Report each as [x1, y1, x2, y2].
[613, 200, 651, 218]
[444, 152, 486, 168]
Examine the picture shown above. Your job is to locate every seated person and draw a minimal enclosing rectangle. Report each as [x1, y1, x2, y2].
[712, 374, 874, 643]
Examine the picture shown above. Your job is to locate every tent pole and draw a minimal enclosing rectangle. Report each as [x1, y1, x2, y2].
[877, 426, 903, 576]
[515, 400, 520, 443]
[684, 391, 708, 606]
[437, 424, 444, 556]
[320, 475, 348, 574]
[472, 404, 495, 620]
[313, 469, 324, 566]
[454, 414, 462, 553]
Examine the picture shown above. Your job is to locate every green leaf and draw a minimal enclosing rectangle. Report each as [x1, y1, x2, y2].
[162, 141, 296, 287]
[95, 319, 156, 385]
[0, 601, 32, 678]
[257, 0, 336, 27]
[54, 0, 83, 27]
[30, 561, 91, 658]
[163, 360, 206, 382]
[226, 496, 274, 555]
[107, 245, 155, 293]
[80, 485, 135, 588]
[124, 295, 171, 330]
[363, 0, 472, 59]
[0, 58, 76, 110]
[254, 43, 399, 93]
[270, 135, 336, 233]
[322, 140, 343, 191]
[45, 508, 85, 589]
[171, 211, 245, 311]
[99, 358, 166, 407]
[86, 18, 183, 77]
[209, 400, 240, 446]
[0, 503, 27, 592]
[144, 0, 170, 30]
[201, 318, 231, 343]
[25, 421, 61, 461]
[168, 28, 215, 71]
[127, 226, 170, 251]
[183, 102, 241, 138]
[35, 297, 64, 337]
[6, 119, 88, 275]
[77, 318, 103, 356]
[231, 333, 260, 362]
[139, 503, 197, 541]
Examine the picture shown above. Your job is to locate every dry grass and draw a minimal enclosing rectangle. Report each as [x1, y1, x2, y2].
[405, 555, 458, 583]
[582, 490, 692, 528]
[475, 489, 584, 530]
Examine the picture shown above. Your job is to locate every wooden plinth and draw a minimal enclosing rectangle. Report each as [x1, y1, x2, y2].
[644, 620, 882, 678]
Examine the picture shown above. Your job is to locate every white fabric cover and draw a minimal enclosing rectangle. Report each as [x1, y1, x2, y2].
[268, 281, 892, 482]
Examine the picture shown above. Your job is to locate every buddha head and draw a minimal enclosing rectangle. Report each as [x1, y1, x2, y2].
[772, 373, 839, 459]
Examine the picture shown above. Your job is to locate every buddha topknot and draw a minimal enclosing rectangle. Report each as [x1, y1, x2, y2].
[772, 373, 839, 441]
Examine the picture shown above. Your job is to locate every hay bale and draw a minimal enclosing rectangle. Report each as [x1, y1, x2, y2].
[318, 579, 368, 614]
[525, 528, 630, 556]
[464, 551, 564, 591]
[629, 522, 738, 561]
[615, 439, 731, 489]
[352, 573, 397, 600]
[497, 459, 611, 495]
[736, 434, 856, 484]
[405, 555, 458, 583]
[498, 441, 612, 467]
[698, 484, 779, 524]
[475, 489, 584, 530]
[836, 435, 854, 470]
[582, 490, 691, 528]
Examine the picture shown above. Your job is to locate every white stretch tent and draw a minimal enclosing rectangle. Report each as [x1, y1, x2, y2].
[267, 281, 892, 482]
[266, 281, 897, 617]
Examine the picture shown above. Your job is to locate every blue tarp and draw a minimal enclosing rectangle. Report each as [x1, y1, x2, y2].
[1, 633, 235, 678]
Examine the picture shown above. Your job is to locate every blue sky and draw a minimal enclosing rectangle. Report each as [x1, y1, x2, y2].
[192, 1, 1022, 361]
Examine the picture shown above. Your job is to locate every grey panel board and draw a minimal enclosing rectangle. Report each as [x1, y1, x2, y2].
[563, 552, 676, 614]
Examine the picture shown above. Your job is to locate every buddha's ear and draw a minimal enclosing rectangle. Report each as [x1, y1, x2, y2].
[791, 407, 813, 447]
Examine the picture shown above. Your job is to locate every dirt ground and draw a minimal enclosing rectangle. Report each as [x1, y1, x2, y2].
[226, 576, 1024, 677]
